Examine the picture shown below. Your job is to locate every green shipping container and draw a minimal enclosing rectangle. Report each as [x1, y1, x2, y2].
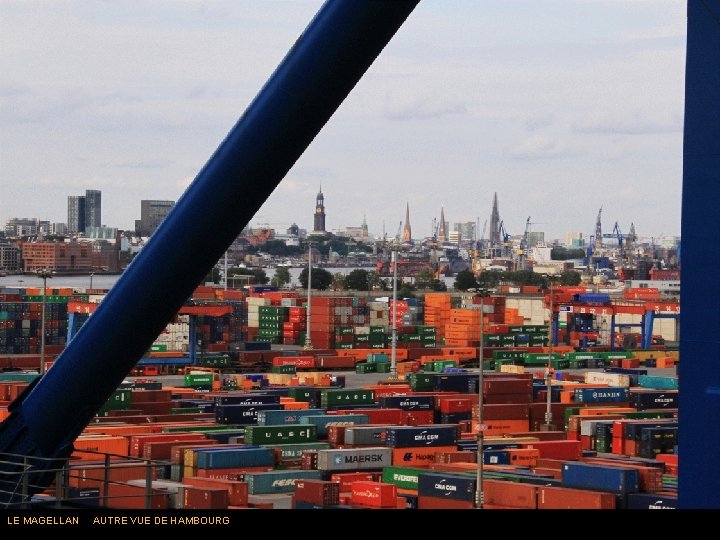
[184, 374, 214, 388]
[370, 326, 386, 335]
[272, 365, 297, 374]
[150, 344, 167, 352]
[376, 362, 391, 373]
[408, 372, 436, 392]
[382, 466, 428, 490]
[336, 343, 354, 350]
[367, 353, 389, 364]
[432, 360, 457, 372]
[492, 350, 526, 361]
[246, 470, 323, 494]
[370, 343, 387, 349]
[356, 362, 377, 374]
[336, 327, 354, 335]
[355, 335, 370, 343]
[244, 424, 318, 445]
[321, 389, 375, 407]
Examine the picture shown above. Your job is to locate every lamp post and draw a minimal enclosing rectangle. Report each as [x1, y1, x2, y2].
[89, 271, 94, 290]
[390, 249, 398, 380]
[304, 243, 313, 350]
[542, 278, 556, 430]
[38, 268, 53, 374]
[475, 290, 487, 509]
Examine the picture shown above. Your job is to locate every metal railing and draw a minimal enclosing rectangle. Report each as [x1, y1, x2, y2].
[1, 450, 168, 509]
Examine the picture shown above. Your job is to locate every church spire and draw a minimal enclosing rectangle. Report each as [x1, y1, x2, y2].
[402, 202, 412, 242]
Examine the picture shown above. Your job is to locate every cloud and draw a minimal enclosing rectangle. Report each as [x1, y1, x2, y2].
[116, 159, 173, 170]
[525, 113, 554, 131]
[508, 135, 575, 161]
[384, 94, 468, 121]
[572, 110, 682, 135]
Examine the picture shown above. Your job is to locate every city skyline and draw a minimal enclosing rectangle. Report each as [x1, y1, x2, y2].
[1, 1, 685, 240]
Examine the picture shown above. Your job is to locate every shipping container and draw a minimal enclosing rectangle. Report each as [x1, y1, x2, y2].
[195, 447, 275, 469]
[298, 414, 370, 438]
[417, 472, 476, 502]
[246, 470, 323, 494]
[562, 462, 639, 495]
[244, 424, 318, 445]
[316, 447, 392, 471]
[385, 426, 457, 448]
[256, 408, 325, 426]
[537, 485, 616, 509]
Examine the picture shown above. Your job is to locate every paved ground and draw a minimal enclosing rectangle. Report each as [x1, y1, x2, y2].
[128, 366, 677, 390]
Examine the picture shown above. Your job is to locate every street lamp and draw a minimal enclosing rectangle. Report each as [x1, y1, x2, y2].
[89, 271, 94, 290]
[542, 278, 558, 431]
[475, 289, 489, 509]
[37, 268, 53, 374]
[389, 249, 399, 380]
[304, 243, 313, 350]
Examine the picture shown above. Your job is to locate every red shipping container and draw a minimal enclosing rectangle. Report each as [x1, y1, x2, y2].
[183, 476, 249, 507]
[439, 397, 474, 414]
[434, 450, 476, 464]
[183, 486, 229, 509]
[315, 356, 355, 369]
[131, 401, 174, 415]
[142, 438, 209, 461]
[484, 479, 538, 509]
[130, 389, 172, 403]
[418, 496, 474, 509]
[520, 440, 582, 460]
[330, 472, 379, 492]
[105, 483, 168, 509]
[195, 466, 273, 479]
[129, 433, 208, 458]
[350, 481, 398, 508]
[294, 479, 340, 506]
[335, 408, 404, 425]
[402, 410, 435, 426]
[483, 379, 532, 394]
[480, 403, 529, 420]
[483, 394, 531, 405]
[67, 461, 157, 489]
[327, 425, 347, 446]
[537, 486, 616, 509]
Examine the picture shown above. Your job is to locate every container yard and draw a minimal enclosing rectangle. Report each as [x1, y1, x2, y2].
[0, 286, 681, 510]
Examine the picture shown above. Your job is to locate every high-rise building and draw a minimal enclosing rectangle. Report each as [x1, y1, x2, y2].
[0, 242, 21, 272]
[68, 196, 86, 233]
[402, 203, 412, 242]
[312, 186, 326, 234]
[135, 200, 175, 236]
[84, 190, 102, 230]
[565, 231, 584, 248]
[448, 230, 461, 245]
[454, 222, 476, 243]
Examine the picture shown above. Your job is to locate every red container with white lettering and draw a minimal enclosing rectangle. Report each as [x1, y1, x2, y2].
[350, 481, 398, 508]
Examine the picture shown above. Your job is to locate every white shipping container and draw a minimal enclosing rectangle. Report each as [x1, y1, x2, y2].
[584, 372, 630, 387]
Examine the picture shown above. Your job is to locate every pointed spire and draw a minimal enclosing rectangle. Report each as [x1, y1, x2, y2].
[489, 193, 500, 246]
[402, 202, 412, 242]
[594, 207, 603, 251]
[437, 205, 447, 243]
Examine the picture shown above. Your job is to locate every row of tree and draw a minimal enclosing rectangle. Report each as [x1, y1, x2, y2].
[454, 269, 582, 291]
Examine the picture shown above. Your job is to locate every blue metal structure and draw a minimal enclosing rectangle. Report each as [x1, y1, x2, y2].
[0, 0, 419, 505]
[679, 0, 720, 509]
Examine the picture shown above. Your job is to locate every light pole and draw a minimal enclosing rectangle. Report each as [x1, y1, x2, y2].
[542, 278, 556, 431]
[304, 243, 313, 350]
[390, 249, 398, 380]
[89, 271, 94, 290]
[38, 268, 52, 374]
[475, 291, 487, 509]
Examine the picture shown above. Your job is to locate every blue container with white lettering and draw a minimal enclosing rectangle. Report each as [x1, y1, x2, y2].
[385, 425, 457, 448]
[574, 387, 629, 403]
[215, 403, 283, 424]
[627, 493, 677, 509]
[417, 472, 476, 502]
[379, 396, 434, 410]
[214, 394, 281, 406]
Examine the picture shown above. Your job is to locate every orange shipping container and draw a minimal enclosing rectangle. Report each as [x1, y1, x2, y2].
[72, 436, 129, 460]
[484, 479, 538, 509]
[183, 477, 248, 507]
[391, 446, 456, 467]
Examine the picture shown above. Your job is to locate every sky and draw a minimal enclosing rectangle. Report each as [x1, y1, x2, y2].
[0, 0, 686, 243]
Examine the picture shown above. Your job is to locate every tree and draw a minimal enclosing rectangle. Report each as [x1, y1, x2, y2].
[559, 270, 582, 286]
[454, 269, 478, 291]
[271, 266, 291, 288]
[204, 267, 221, 284]
[368, 272, 387, 291]
[298, 267, 333, 290]
[477, 270, 502, 289]
[415, 268, 436, 290]
[332, 273, 347, 291]
[228, 267, 269, 285]
[345, 269, 370, 291]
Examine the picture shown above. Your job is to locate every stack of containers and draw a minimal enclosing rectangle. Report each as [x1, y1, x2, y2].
[0, 290, 69, 355]
[283, 306, 306, 345]
[256, 305, 288, 344]
[247, 296, 270, 342]
[309, 297, 365, 349]
[152, 314, 190, 353]
[423, 293, 456, 343]
[444, 308, 485, 347]
[472, 295, 506, 324]
[368, 300, 389, 328]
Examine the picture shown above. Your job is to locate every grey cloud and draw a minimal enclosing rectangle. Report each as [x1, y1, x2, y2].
[384, 99, 467, 121]
[508, 136, 576, 161]
[572, 111, 682, 134]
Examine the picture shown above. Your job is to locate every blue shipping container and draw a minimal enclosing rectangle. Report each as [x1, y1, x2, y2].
[385, 426, 457, 448]
[433, 374, 475, 393]
[214, 394, 281, 406]
[630, 391, 678, 410]
[215, 403, 284, 424]
[257, 408, 326, 425]
[562, 462, 639, 495]
[626, 493, 677, 509]
[379, 396, 435, 410]
[417, 472, 476, 502]
[195, 447, 274, 469]
[574, 387, 630, 403]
